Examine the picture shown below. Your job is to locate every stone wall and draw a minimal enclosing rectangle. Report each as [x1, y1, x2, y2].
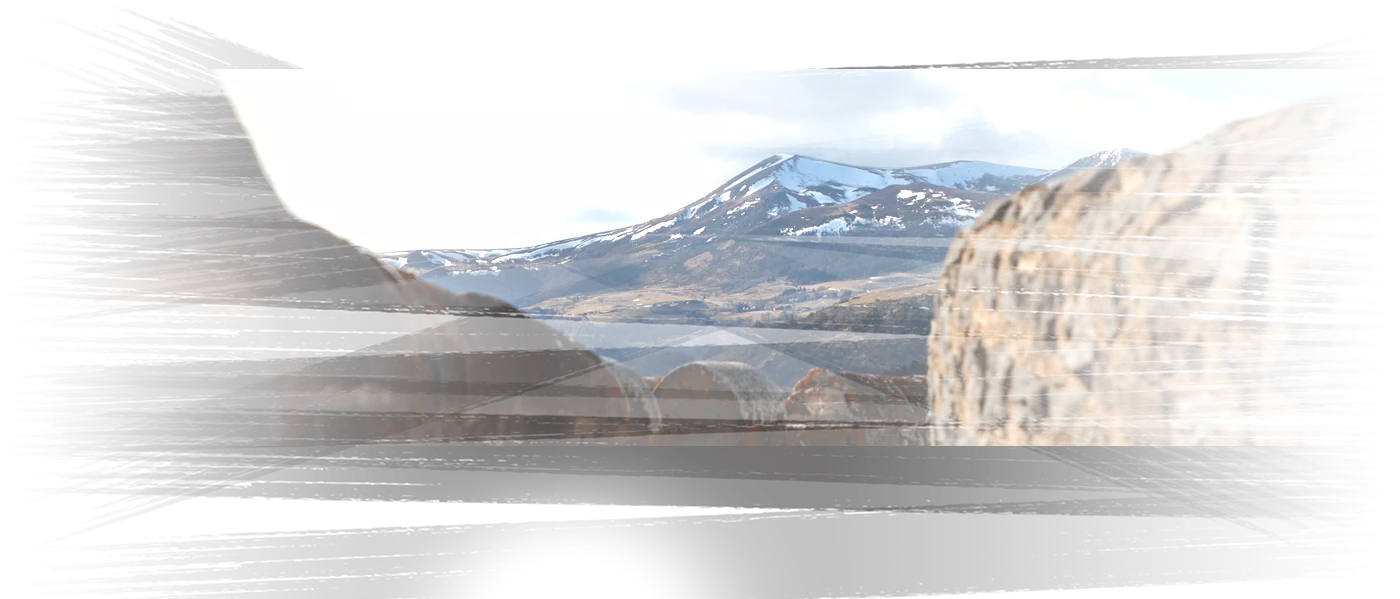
[929, 87, 1388, 445]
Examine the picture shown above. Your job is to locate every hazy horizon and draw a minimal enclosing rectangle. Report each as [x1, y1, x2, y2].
[223, 67, 1362, 253]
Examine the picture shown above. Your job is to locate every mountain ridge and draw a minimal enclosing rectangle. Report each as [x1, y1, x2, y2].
[378, 147, 1142, 257]
[379, 148, 1149, 308]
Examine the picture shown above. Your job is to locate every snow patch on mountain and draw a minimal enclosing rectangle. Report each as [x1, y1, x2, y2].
[384, 148, 1140, 280]
[902, 161, 1045, 189]
[492, 238, 589, 263]
[746, 155, 1043, 203]
[785, 195, 808, 212]
[781, 214, 904, 238]
[741, 175, 776, 196]
[1035, 147, 1153, 185]
[629, 217, 679, 241]
[726, 199, 761, 215]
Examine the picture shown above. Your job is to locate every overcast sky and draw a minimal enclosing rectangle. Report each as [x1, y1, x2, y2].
[222, 67, 1363, 251]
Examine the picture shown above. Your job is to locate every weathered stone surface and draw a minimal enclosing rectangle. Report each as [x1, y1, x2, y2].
[1019, 219, 1052, 253]
[963, 341, 985, 431]
[1069, 419, 1103, 447]
[952, 428, 974, 447]
[1114, 377, 1170, 445]
[1019, 186, 1052, 223]
[1108, 158, 1164, 239]
[1064, 282, 1097, 372]
[1114, 251, 1136, 281]
[1030, 275, 1058, 351]
[1148, 215, 1226, 285]
[974, 226, 1008, 306]
[1103, 284, 1125, 341]
[1153, 299, 1187, 375]
[1204, 204, 1271, 323]
[1069, 165, 1114, 194]
[1075, 212, 1108, 264]
[1047, 386, 1086, 433]
[1176, 391, 1220, 445]
[1002, 258, 1024, 323]
[946, 228, 968, 267]
[968, 197, 1013, 232]
[1013, 366, 1047, 433]
[980, 348, 1013, 428]
[927, 98, 1379, 445]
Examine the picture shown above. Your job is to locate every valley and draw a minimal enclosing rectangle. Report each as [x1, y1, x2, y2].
[369, 148, 1148, 375]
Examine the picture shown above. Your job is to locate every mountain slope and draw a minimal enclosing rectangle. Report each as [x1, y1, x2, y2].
[382, 155, 1045, 304]
[372, 146, 1148, 375]
[1034, 147, 1153, 185]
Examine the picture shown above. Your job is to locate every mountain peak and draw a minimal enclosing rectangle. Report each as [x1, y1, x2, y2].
[1098, 146, 1149, 158]
[1037, 148, 1155, 184]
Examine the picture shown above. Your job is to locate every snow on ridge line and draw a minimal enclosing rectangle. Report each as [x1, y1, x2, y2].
[780, 214, 903, 238]
[785, 195, 807, 213]
[726, 199, 760, 215]
[629, 217, 678, 241]
[386, 154, 1107, 266]
[716, 155, 786, 194]
[899, 161, 1048, 189]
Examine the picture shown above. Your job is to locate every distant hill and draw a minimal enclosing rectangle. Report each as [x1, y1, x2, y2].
[372, 147, 1148, 377]
[711, 286, 940, 389]
[1033, 147, 1153, 185]
[381, 150, 1138, 308]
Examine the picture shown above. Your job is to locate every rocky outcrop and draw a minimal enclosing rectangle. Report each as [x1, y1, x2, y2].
[621, 361, 791, 445]
[926, 98, 1379, 445]
[8, 68, 632, 445]
[784, 368, 929, 445]
[599, 355, 663, 445]
[636, 362, 932, 445]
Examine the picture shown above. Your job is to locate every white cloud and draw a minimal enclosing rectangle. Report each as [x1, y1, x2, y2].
[901, 68, 1282, 169]
[222, 67, 1355, 252]
[222, 69, 750, 251]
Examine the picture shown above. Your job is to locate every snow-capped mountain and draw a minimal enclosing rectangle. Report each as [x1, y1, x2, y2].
[1034, 147, 1153, 185]
[683, 153, 1046, 216]
[378, 150, 1127, 305]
